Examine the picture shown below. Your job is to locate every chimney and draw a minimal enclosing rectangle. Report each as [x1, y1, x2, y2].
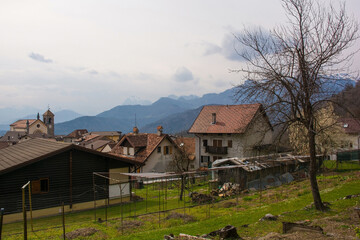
[133, 126, 139, 135]
[157, 125, 163, 136]
[212, 113, 216, 124]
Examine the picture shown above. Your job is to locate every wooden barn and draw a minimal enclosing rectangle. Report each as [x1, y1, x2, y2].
[0, 138, 140, 223]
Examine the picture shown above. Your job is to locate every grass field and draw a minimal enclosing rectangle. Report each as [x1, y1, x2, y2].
[2, 160, 360, 239]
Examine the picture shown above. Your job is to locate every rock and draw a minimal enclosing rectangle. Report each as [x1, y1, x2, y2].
[282, 221, 323, 234]
[260, 213, 278, 221]
[164, 234, 174, 240]
[219, 225, 242, 239]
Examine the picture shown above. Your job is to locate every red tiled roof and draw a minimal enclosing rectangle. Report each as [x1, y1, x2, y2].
[43, 110, 54, 116]
[10, 119, 36, 129]
[339, 118, 360, 134]
[65, 129, 88, 138]
[188, 104, 262, 134]
[174, 137, 195, 155]
[111, 133, 167, 163]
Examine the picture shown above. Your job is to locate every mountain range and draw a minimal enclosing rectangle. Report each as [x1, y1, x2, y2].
[55, 88, 237, 135]
[54, 76, 356, 136]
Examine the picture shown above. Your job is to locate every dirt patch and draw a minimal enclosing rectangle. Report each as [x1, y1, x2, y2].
[117, 220, 143, 231]
[257, 208, 359, 240]
[165, 212, 195, 223]
[65, 228, 98, 239]
[222, 201, 237, 208]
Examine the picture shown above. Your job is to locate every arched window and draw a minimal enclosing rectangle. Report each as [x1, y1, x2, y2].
[48, 118, 52, 124]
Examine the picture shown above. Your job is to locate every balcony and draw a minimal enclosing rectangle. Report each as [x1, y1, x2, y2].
[205, 146, 228, 154]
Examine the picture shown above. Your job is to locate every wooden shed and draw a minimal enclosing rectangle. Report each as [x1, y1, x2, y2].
[0, 138, 140, 222]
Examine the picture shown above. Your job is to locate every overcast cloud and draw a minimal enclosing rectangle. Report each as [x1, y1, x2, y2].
[0, 0, 358, 115]
[29, 52, 53, 63]
[174, 67, 194, 82]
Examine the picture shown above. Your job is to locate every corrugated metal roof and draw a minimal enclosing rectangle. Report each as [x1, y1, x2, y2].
[0, 138, 141, 175]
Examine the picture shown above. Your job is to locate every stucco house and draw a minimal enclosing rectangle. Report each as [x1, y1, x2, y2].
[338, 118, 360, 150]
[111, 126, 192, 172]
[188, 104, 273, 168]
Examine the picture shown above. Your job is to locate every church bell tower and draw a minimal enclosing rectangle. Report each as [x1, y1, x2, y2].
[43, 109, 55, 136]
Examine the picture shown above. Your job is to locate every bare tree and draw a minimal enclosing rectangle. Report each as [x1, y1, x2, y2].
[234, 0, 358, 210]
[167, 139, 193, 201]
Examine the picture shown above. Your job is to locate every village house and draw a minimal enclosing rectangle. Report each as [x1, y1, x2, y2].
[89, 131, 122, 142]
[188, 104, 273, 168]
[338, 118, 360, 150]
[0, 110, 55, 144]
[63, 129, 88, 143]
[111, 126, 195, 172]
[0, 138, 140, 223]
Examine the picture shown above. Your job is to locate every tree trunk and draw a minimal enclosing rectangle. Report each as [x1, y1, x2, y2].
[179, 175, 185, 201]
[308, 128, 325, 211]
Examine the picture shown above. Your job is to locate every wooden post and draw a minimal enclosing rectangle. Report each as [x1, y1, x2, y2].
[105, 198, 108, 226]
[69, 151, 73, 209]
[158, 181, 161, 228]
[22, 187, 27, 240]
[134, 179, 136, 217]
[93, 174, 96, 221]
[145, 180, 148, 213]
[0, 208, 4, 240]
[28, 183, 33, 232]
[62, 202, 66, 240]
[120, 183, 123, 234]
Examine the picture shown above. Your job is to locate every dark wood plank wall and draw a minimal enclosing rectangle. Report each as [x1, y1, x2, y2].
[0, 149, 132, 214]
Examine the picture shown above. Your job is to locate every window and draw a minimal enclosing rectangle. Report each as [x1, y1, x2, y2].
[32, 178, 49, 194]
[213, 140, 222, 147]
[203, 140, 208, 147]
[163, 146, 173, 155]
[164, 146, 169, 155]
[123, 147, 128, 155]
[201, 156, 210, 163]
[157, 146, 161, 153]
[228, 140, 232, 148]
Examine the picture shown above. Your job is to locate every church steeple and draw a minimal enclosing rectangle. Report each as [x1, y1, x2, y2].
[43, 108, 55, 136]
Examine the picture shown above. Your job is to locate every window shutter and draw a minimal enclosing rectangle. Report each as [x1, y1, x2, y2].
[31, 180, 41, 194]
[163, 146, 166, 155]
[170, 146, 173, 154]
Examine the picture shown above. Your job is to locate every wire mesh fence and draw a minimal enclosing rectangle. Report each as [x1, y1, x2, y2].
[1, 159, 359, 239]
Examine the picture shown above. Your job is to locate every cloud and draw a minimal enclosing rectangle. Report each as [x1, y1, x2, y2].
[173, 67, 194, 82]
[29, 52, 53, 63]
[221, 33, 246, 61]
[221, 28, 273, 62]
[202, 42, 222, 56]
[88, 70, 98, 75]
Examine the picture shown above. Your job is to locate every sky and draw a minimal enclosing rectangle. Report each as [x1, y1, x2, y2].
[0, 0, 359, 115]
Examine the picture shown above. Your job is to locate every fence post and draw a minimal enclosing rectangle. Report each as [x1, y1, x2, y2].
[0, 208, 4, 240]
[62, 202, 65, 240]
[22, 187, 27, 240]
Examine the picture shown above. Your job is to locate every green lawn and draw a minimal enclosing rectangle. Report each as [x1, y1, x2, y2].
[2, 170, 360, 239]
